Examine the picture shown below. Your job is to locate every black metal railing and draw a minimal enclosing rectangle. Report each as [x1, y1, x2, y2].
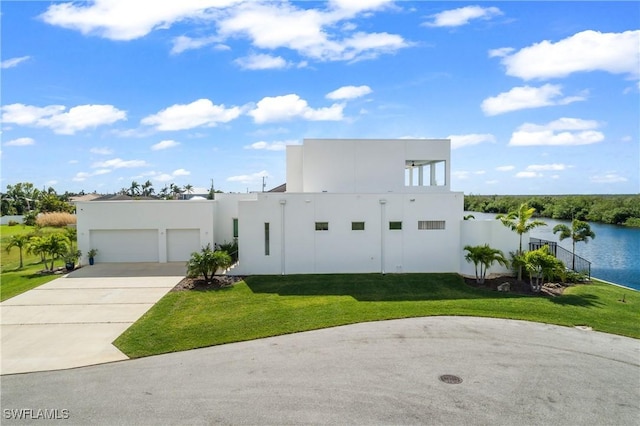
[529, 238, 591, 279]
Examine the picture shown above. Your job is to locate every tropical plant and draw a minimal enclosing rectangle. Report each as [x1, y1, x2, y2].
[522, 245, 564, 292]
[496, 202, 547, 280]
[186, 244, 233, 285]
[553, 219, 596, 271]
[463, 244, 509, 284]
[217, 240, 239, 263]
[183, 184, 194, 196]
[6, 234, 29, 268]
[141, 180, 155, 197]
[129, 181, 141, 197]
[27, 233, 71, 271]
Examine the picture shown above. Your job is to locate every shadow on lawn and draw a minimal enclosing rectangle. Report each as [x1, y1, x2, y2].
[243, 273, 531, 302]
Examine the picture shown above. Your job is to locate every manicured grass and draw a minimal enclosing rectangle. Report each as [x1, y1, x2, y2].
[114, 273, 639, 358]
[1, 225, 63, 301]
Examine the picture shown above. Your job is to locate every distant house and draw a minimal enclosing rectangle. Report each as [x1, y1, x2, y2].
[77, 139, 518, 275]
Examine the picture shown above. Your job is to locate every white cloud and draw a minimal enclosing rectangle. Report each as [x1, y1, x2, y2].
[171, 35, 221, 55]
[72, 172, 91, 182]
[248, 94, 344, 123]
[4, 137, 35, 147]
[40, 0, 240, 41]
[498, 30, 640, 80]
[509, 118, 605, 147]
[1, 103, 126, 135]
[227, 170, 269, 183]
[1, 56, 31, 69]
[488, 47, 513, 58]
[234, 53, 289, 70]
[172, 168, 190, 176]
[90, 147, 114, 155]
[41, 1, 407, 63]
[151, 140, 180, 151]
[424, 5, 502, 27]
[93, 169, 112, 175]
[217, 2, 408, 62]
[91, 158, 149, 169]
[141, 99, 241, 131]
[326, 85, 372, 100]
[496, 165, 515, 172]
[515, 171, 542, 179]
[525, 163, 568, 172]
[447, 133, 496, 149]
[590, 173, 628, 184]
[481, 84, 586, 116]
[244, 140, 298, 151]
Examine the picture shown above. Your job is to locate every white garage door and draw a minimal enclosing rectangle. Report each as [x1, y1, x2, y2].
[167, 229, 200, 262]
[89, 230, 159, 262]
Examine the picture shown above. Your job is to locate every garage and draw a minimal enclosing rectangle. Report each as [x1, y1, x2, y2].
[166, 229, 200, 262]
[89, 230, 159, 263]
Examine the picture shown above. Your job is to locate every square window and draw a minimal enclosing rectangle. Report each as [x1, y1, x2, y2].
[315, 222, 329, 231]
[389, 221, 402, 230]
[351, 221, 365, 231]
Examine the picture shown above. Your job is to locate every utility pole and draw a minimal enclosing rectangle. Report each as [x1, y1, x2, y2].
[262, 176, 267, 192]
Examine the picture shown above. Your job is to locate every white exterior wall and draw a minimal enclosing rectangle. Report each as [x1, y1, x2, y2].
[294, 139, 451, 193]
[459, 220, 523, 276]
[212, 193, 258, 245]
[77, 201, 215, 263]
[233, 191, 464, 275]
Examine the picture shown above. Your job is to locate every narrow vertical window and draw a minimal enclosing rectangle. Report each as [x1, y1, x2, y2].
[233, 218, 239, 239]
[264, 222, 270, 255]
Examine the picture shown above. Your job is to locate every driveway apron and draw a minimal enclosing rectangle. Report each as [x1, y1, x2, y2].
[0, 263, 185, 375]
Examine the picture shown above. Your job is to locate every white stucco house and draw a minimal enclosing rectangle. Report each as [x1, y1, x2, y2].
[77, 139, 518, 276]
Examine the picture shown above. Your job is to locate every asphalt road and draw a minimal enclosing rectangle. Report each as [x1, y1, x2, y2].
[2, 316, 639, 425]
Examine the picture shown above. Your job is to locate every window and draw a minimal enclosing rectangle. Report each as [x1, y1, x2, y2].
[351, 221, 365, 231]
[264, 223, 270, 255]
[389, 221, 402, 230]
[315, 222, 329, 231]
[233, 218, 238, 238]
[418, 220, 446, 230]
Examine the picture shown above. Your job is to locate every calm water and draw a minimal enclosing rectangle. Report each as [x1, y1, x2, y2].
[468, 212, 640, 291]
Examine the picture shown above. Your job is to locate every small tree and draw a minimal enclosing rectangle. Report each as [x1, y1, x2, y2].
[6, 234, 29, 268]
[496, 203, 547, 280]
[553, 219, 595, 271]
[186, 244, 232, 285]
[523, 245, 564, 292]
[463, 244, 509, 284]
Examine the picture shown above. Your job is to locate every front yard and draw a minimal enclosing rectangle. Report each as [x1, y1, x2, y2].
[114, 273, 639, 358]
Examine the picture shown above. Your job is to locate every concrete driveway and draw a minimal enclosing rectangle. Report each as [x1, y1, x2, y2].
[0, 263, 185, 375]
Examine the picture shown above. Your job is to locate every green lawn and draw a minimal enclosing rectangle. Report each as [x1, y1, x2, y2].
[1, 225, 62, 301]
[114, 273, 640, 358]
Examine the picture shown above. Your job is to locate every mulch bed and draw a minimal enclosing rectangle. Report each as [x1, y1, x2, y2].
[171, 276, 246, 292]
[463, 275, 570, 297]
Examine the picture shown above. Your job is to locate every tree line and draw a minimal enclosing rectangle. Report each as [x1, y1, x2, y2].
[464, 194, 640, 227]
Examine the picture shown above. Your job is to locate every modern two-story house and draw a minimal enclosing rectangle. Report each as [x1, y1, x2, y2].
[76, 139, 517, 276]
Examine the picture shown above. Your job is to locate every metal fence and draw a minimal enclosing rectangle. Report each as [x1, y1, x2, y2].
[529, 238, 591, 279]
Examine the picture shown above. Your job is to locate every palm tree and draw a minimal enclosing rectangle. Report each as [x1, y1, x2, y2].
[463, 244, 509, 284]
[522, 245, 564, 292]
[6, 234, 29, 268]
[141, 180, 155, 197]
[553, 219, 596, 271]
[128, 181, 141, 197]
[496, 203, 547, 280]
[183, 184, 194, 198]
[170, 183, 183, 200]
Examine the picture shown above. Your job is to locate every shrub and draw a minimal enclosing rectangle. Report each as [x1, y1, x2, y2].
[36, 212, 77, 227]
[23, 211, 37, 226]
[217, 240, 238, 263]
[186, 244, 232, 285]
[7, 220, 19, 226]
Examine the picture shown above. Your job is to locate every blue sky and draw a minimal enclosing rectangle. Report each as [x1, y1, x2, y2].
[1, 1, 638, 195]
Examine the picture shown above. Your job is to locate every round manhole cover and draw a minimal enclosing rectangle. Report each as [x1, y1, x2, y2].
[439, 374, 463, 384]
